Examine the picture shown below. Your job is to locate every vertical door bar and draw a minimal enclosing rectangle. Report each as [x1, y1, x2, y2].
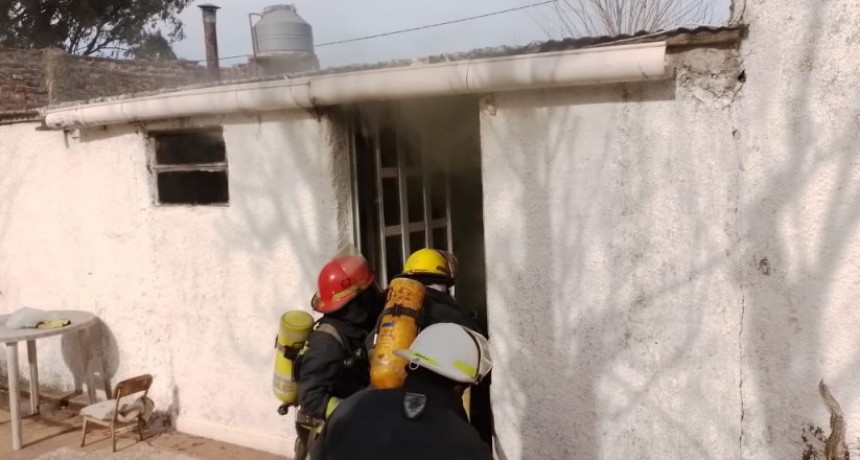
[445, 156, 453, 254]
[396, 122, 411, 260]
[348, 116, 363, 255]
[421, 138, 432, 248]
[373, 117, 388, 286]
[445, 155, 455, 297]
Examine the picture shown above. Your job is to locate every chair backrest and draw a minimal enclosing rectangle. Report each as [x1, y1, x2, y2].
[114, 374, 153, 400]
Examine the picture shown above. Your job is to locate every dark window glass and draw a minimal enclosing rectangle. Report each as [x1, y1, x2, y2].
[380, 127, 397, 168]
[154, 130, 225, 165]
[432, 227, 448, 250]
[430, 173, 447, 219]
[385, 235, 403, 280]
[382, 178, 400, 225]
[403, 141, 420, 168]
[406, 175, 424, 223]
[157, 171, 229, 205]
[410, 232, 426, 254]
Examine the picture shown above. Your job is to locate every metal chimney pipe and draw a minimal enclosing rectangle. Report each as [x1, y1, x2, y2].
[199, 4, 221, 81]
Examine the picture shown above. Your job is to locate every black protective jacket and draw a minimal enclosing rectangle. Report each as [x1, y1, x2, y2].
[296, 318, 368, 419]
[421, 287, 482, 333]
[297, 291, 382, 420]
[311, 372, 491, 460]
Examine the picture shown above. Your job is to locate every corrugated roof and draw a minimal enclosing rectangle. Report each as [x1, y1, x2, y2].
[42, 24, 743, 113]
[0, 109, 40, 125]
[327, 25, 743, 73]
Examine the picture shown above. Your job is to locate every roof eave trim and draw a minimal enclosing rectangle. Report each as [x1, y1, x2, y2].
[44, 41, 669, 129]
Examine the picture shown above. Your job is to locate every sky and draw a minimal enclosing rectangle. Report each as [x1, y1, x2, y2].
[172, 0, 732, 69]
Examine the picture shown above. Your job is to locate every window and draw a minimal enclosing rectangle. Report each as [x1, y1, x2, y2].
[148, 128, 229, 205]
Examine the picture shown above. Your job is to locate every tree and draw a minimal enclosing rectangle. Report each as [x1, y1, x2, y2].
[545, 0, 714, 38]
[0, 0, 191, 56]
[126, 32, 177, 60]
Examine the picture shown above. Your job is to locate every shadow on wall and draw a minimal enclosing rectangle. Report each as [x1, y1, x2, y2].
[487, 7, 860, 457]
[212, 112, 348, 375]
[149, 383, 181, 434]
[60, 318, 120, 402]
[738, 1, 860, 458]
[483, 77, 760, 459]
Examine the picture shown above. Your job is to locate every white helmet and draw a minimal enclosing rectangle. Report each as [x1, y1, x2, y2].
[394, 323, 493, 384]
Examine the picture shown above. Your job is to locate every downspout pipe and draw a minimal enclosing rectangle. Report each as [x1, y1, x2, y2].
[44, 42, 669, 129]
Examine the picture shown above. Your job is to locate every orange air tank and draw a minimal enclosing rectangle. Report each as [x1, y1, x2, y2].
[370, 277, 426, 389]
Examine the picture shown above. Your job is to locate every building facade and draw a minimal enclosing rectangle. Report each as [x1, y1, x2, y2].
[2, 1, 859, 458]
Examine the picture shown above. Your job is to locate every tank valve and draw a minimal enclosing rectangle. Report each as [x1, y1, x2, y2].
[278, 404, 291, 416]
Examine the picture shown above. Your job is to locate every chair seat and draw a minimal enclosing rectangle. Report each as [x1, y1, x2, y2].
[80, 396, 154, 423]
[80, 373, 154, 452]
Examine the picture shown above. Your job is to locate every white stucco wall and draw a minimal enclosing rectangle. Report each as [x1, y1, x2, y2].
[734, 0, 860, 458]
[482, 2, 860, 459]
[0, 111, 350, 455]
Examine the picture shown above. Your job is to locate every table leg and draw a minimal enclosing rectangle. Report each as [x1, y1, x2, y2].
[27, 340, 39, 415]
[6, 342, 22, 450]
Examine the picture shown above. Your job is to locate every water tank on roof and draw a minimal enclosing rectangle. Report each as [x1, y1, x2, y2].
[254, 5, 313, 55]
[252, 5, 319, 74]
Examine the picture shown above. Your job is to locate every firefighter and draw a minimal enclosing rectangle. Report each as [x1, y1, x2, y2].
[367, 248, 491, 444]
[292, 255, 383, 459]
[394, 248, 481, 332]
[365, 249, 480, 358]
[311, 323, 493, 460]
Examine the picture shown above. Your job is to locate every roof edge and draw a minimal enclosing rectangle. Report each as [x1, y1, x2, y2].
[0, 109, 41, 125]
[44, 42, 671, 129]
[587, 24, 744, 49]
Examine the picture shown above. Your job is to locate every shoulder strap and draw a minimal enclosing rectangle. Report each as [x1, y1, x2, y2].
[316, 322, 348, 352]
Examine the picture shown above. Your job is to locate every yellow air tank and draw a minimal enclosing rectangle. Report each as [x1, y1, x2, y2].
[273, 310, 315, 405]
[370, 278, 426, 389]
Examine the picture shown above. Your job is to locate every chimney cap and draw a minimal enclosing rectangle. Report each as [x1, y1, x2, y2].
[198, 3, 221, 11]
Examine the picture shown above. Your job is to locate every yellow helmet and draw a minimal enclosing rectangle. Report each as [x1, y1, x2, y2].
[400, 248, 458, 284]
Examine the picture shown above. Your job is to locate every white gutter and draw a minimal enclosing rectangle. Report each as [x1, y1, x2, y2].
[44, 42, 668, 129]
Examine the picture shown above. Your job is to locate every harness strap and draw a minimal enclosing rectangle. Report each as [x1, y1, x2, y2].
[381, 303, 422, 321]
[296, 411, 326, 428]
[274, 337, 303, 360]
[316, 323, 348, 352]
[315, 322, 364, 367]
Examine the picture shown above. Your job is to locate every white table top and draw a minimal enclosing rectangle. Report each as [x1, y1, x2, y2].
[0, 311, 97, 344]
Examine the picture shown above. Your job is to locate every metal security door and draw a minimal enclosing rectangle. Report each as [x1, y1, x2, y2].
[350, 109, 452, 288]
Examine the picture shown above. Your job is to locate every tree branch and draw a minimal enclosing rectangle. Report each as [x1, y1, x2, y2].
[552, 0, 717, 37]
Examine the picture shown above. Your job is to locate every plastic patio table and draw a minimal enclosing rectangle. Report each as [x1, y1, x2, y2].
[0, 310, 96, 450]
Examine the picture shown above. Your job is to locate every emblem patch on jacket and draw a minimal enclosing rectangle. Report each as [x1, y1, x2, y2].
[402, 392, 427, 420]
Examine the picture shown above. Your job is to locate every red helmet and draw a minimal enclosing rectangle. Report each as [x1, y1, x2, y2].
[311, 255, 375, 314]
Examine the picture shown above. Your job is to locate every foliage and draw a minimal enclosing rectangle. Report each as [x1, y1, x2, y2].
[0, 0, 191, 56]
[802, 423, 827, 460]
[800, 423, 852, 460]
[126, 31, 177, 60]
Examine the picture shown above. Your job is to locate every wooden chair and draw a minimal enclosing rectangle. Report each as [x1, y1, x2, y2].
[80, 374, 153, 452]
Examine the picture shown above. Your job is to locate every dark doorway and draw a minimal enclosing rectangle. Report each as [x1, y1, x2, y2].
[347, 97, 493, 447]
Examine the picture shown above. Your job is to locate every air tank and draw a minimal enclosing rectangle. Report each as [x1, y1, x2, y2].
[252, 5, 319, 74]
